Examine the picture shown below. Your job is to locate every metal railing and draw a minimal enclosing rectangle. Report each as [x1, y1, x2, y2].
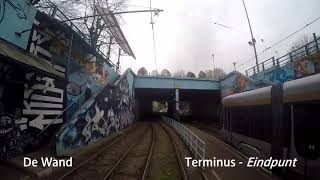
[162, 116, 206, 160]
[35, 0, 117, 69]
[66, 89, 87, 120]
[246, 35, 320, 77]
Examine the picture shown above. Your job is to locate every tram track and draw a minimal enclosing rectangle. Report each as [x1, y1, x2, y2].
[106, 123, 155, 180]
[56, 123, 153, 180]
[46, 121, 206, 180]
[141, 123, 155, 180]
[158, 122, 189, 180]
[159, 121, 209, 180]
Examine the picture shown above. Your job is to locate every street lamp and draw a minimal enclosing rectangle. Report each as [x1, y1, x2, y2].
[242, 0, 259, 72]
[275, 50, 279, 58]
[212, 53, 215, 71]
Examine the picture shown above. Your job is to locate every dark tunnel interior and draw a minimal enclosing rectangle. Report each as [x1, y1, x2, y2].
[135, 88, 221, 123]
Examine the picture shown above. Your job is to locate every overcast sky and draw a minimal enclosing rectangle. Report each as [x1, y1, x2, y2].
[115, 0, 320, 75]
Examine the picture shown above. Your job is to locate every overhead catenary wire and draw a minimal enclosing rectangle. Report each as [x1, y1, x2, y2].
[212, 21, 266, 42]
[237, 15, 320, 68]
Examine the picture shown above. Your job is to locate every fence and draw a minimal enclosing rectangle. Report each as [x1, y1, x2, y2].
[35, 0, 117, 69]
[162, 116, 206, 160]
[246, 34, 320, 77]
[66, 89, 87, 120]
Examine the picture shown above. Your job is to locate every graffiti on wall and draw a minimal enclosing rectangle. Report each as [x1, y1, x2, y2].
[0, 60, 66, 160]
[27, 11, 110, 85]
[268, 68, 294, 84]
[0, 0, 36, 49]
[221, 75, 247, 97]
[0, 0, 27, 24]
[0, 61, 24, 159]
[57, 76, 133, 155]
[294, 54, 320, 79]
[21, 72, 65, 131]
[27, 11, 114, 121]
[27, 13, 67, 74]
[27, 12, 113, 116]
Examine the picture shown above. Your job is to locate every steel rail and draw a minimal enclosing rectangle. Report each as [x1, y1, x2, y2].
[141, 124, 155, 180]
[103, 124, 152, 180]
[166, 122, 210, 180]
[103, 140, 138, 180]
[57, 126, 135, 180]
[163, 122, 209, 180]
[159, 122, 188, 180]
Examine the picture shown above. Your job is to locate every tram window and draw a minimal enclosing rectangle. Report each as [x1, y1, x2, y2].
[231, 105, 272, 142]
[231, 106, 250, 136]
[283, 104, 291, 148]
[293, 102, 320, 159]
[251, 105, 272, 142]
[223, 108, 227, 129]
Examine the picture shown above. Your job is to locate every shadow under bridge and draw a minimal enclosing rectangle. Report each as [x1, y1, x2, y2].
[134, 76, 221, 122]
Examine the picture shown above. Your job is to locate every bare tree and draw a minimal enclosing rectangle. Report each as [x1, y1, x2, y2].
[290, 34, 314, 58]
[186, 72, 196, 78]
[173, 69, 186, 78]
[137, 67, 148, 76]
[160, 69, 171, 77]
[292, 34, 313, 50]
[151, 69, 159, 76]
[205, 68, 226, 80]
[198, 71, 206, 79]
[45, 0, 128, 52]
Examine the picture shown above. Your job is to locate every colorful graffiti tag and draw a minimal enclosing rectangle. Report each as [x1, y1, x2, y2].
[221, 74, 248, 97]
[56, 75, 134, 155]
[27, 12, 67, 74]
[268, 68, 294, 84]
[27, 11, 111, 86]
[27, 11, 115, 120]
[294, 53, 320, 79]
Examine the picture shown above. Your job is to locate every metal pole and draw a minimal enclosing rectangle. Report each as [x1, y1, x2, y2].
[117, 48, 121, 72]
[242, 0, 259, 72]
[313, 33, 319, 52]
[212, 54, 215, 71]
[175, 88, 180, 122]
[107, 36, 113, 61]
[66, 32, 74, 78]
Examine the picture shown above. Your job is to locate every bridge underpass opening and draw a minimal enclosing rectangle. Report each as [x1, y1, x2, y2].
[135, 88, 221, 123]
[179, 89, 221, 123]
[135, 88, 173, 120]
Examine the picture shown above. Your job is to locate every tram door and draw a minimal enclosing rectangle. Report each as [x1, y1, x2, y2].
[222, 107, 232, 141]
[271, 85, 284, 161]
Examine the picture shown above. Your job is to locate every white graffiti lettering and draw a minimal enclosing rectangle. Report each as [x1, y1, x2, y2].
[29, 114, 63, 130]
[22, 73, 64, 130]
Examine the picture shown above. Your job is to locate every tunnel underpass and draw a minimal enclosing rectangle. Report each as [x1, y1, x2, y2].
[135, 88, 221, 123]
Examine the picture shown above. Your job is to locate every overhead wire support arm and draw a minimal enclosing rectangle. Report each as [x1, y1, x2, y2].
[16, 9, 164, 36]
[55, 9, 164, 24]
